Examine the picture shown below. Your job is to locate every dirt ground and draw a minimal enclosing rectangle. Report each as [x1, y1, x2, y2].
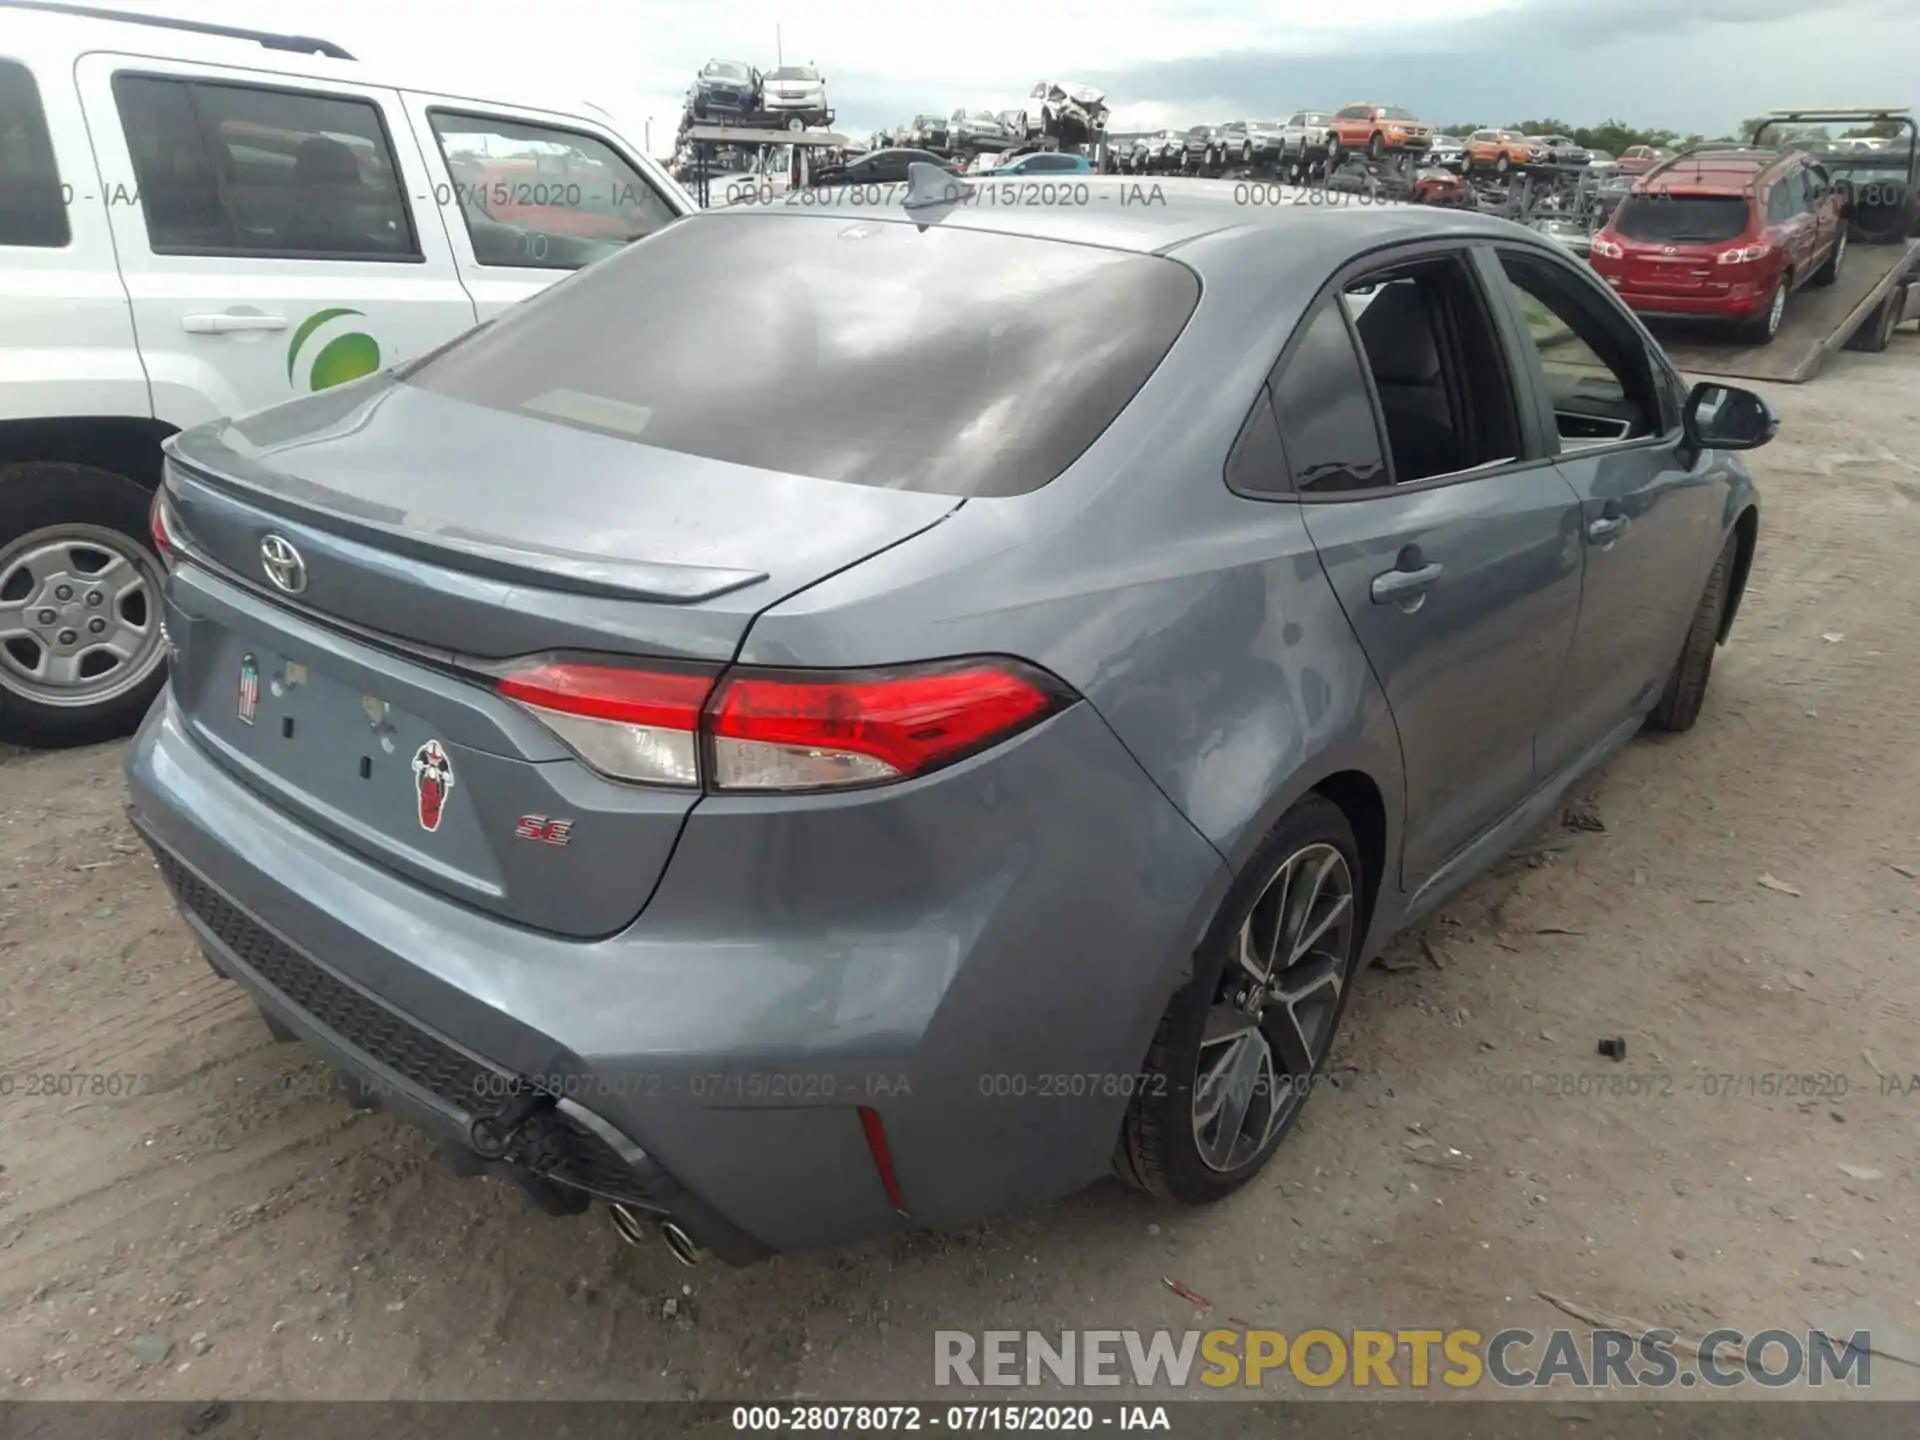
[2, 336, 1918, 1405]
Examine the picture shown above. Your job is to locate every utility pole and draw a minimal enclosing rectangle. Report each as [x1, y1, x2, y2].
[776, 24, 783, 65]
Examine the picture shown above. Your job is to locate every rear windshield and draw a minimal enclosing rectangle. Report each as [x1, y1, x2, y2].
[404, 213, 1201, 497]
[1614, 194, 1752, 243]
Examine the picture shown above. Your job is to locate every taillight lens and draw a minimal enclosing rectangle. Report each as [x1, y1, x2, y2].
[1718, 242, 1771, 264]
[1590, 237, 1624, 259]
[498, 661, 714, 787]
[149, 487, 180, 565]
[497, 656, 1074, 793]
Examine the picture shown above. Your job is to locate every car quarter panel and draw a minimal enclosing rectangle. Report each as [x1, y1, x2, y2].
[734, 221, 1420, 946]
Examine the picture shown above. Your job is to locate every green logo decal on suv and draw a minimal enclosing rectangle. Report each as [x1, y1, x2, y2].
[286, 307, 382, 392]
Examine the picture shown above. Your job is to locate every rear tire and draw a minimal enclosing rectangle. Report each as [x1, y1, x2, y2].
[1737, 275, 1789, 345]
[0, 461, 169, 748]
[1117, 796, 1364, 1204]
[1808, 230, 1846, 288]
[1646, 533, 1736, 734]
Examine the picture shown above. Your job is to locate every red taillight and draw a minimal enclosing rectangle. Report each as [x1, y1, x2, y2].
[1718, 242, 1771, 265]
[708, 661, 1065, 791]
[148, 487, 179, 564]
[495, 656, 1072, 792]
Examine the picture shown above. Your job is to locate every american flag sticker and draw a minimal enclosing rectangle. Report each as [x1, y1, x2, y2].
[238, 653, 260, 725]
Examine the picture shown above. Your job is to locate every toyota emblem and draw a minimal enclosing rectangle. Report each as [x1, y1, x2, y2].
[259, 534, 307, 594]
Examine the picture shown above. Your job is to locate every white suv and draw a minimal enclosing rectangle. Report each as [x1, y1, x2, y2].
[0, 1, 694, 746]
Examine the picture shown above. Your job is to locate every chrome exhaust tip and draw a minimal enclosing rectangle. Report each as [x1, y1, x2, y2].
[607, 1201, 650, 1248]
[659, 1219, 708, 1267]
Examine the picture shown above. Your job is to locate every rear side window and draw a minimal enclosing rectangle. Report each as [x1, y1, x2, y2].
[0, 59, 70, 247]
[111, 75, 418, 259]
[427, 110, 676, 272]
[403, 214, 1200, 497]
[1613, 194, 1751, 244]
[1268, 302, 1388, 493]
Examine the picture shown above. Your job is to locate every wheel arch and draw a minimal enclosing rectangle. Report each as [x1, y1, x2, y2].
[0, 416, 179, 492]
[1718, 505, 1760, 644]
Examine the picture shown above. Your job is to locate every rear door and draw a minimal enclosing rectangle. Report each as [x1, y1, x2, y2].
[1802, 162, 1839, 262]
[1278, 246, 1585, 891]
[1481, 244, 1721, 776]
[75, 55, 475, 432]
[399, 97, 687, 321]
[1768, 168, 1816, 281]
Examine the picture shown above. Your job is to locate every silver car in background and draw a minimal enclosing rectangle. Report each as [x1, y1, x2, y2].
[761, 65, 830, 129]
[950, 109, 1014, 151]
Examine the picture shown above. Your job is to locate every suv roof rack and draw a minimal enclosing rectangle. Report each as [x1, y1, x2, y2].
[0, 0, 355, 58]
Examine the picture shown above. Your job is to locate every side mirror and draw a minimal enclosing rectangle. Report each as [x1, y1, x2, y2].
[1683, 381, 1778, 452]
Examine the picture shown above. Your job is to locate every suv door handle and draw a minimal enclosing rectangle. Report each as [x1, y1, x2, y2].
[1370, 561, 1444, 604]
[1587, 515, 1629, 544]
[182, 313, 289, 334]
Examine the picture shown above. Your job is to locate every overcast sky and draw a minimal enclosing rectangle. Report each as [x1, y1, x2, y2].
[107, 0, 1920, 151]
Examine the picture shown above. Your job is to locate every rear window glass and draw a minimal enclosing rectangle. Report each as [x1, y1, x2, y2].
[1614, 194, 1751, 243]
[403, 213, 1201, 497]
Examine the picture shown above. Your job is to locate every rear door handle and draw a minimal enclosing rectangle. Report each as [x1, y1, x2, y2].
[1370, 561, 1444, 604]
[182, 313, 289, 334]
[1587, 515, 1629, 544]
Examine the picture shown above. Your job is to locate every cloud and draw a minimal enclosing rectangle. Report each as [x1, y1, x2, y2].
[92, 0, 1920, 146]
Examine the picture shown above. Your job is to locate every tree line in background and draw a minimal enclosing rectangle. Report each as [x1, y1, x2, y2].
[1435, 116, 1908, 150]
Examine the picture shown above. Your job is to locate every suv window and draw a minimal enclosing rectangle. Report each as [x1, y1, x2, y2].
[1778, 167, 1809, 215]
[404, 214, 1200, 498]
[1803, 163, 1830, 203]
[1493, 249, 1661, 448]
[0, 59, 68, 247]
[112, 75, 418, 259]
[1266, 303, 1386, 494]
[1335, 105, 1368, 120]
[1614, 193, 1751, 243]
[428, 110, 676, 271]
[1020, 154, 1079, 172]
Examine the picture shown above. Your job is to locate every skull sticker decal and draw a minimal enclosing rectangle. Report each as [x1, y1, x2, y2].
[411, 739, 455, 832]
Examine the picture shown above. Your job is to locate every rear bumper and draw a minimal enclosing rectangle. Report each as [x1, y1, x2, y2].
[126, 687, 1228, 1255]
[1603, 284, 1770, 319]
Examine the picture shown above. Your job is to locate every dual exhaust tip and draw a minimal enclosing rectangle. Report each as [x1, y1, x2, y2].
[608, 1201, 707, 1267]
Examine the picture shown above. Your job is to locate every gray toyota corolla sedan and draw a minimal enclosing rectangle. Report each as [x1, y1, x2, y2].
[127, 175, 1772, 1265]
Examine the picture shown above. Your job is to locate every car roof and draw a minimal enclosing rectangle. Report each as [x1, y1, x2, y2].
[1642, 148, 1790, 190]
[705, 175, 1542, 261]
[6, 4, 637, 125]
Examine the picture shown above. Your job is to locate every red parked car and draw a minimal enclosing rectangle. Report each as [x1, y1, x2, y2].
[1613, 144, 1673, 176]
[1587, 147, 1847, 344]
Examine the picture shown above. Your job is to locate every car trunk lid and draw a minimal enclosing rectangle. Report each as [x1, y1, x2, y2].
[160, 377, 959, 937]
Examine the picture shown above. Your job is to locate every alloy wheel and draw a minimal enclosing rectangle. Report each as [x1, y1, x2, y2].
[0, 524, 166, 708]
[1191, 843, 1356, 1173]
